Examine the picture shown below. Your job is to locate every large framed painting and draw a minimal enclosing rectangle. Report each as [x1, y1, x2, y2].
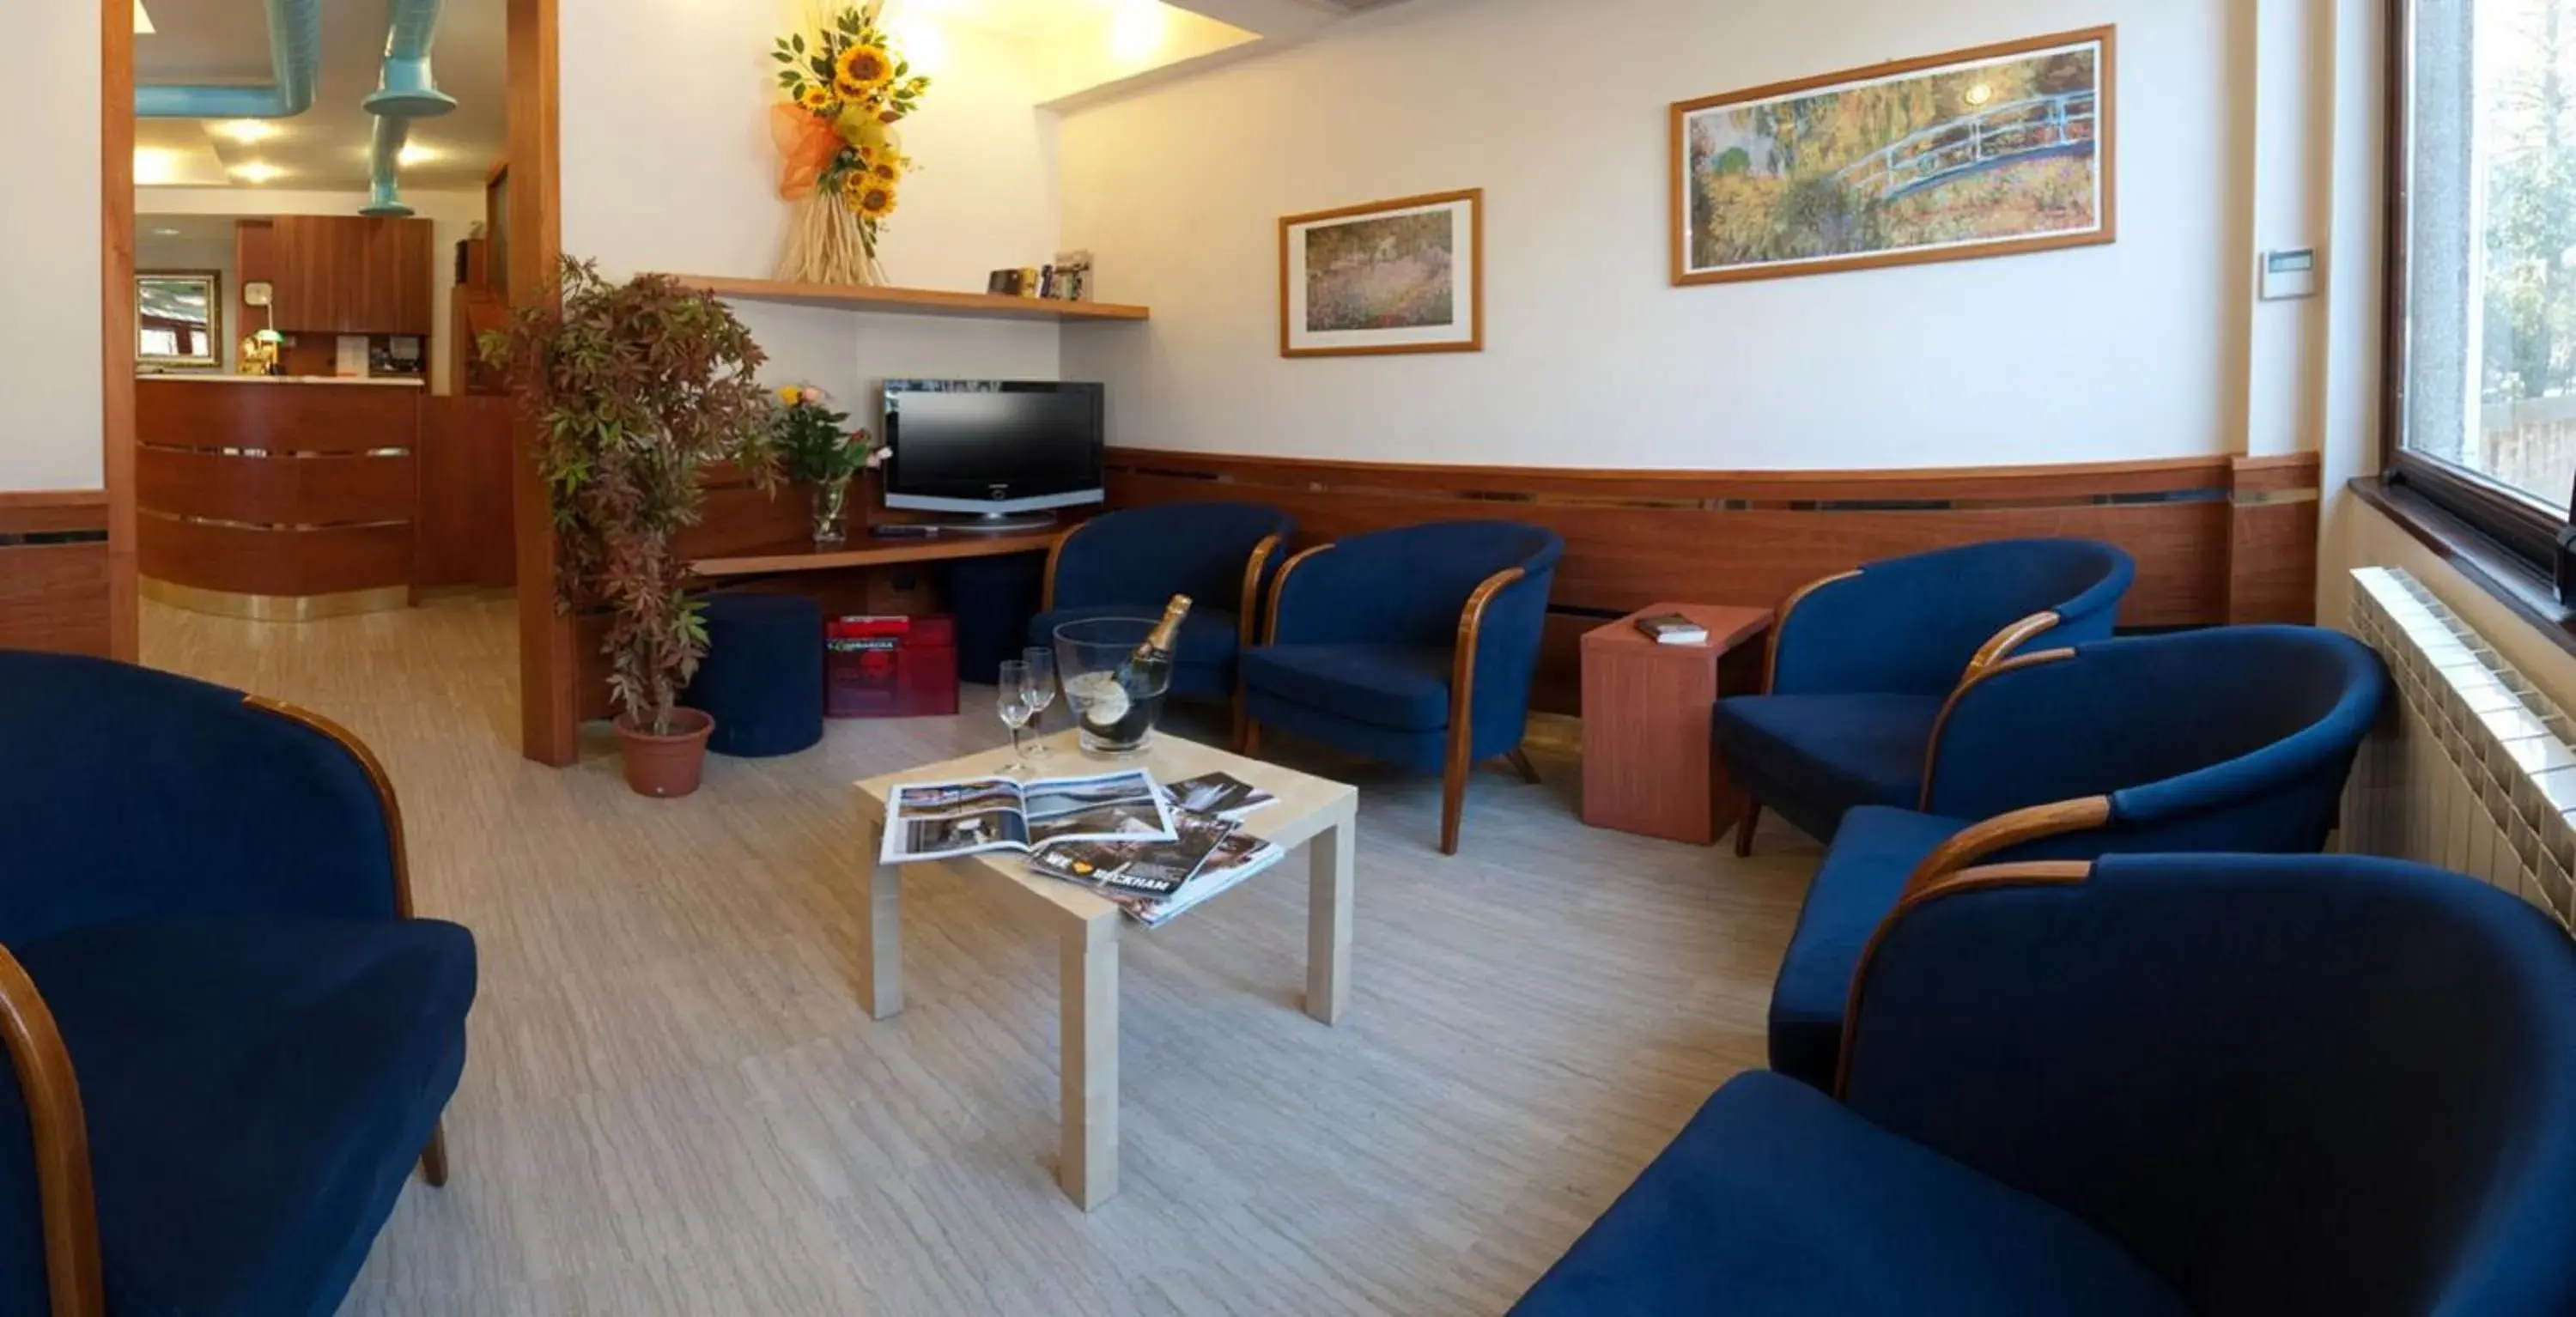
[1671, 27, 2116, 286]
[1280, 188, 1483, 358]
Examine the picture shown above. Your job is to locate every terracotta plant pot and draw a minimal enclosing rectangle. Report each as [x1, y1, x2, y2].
[617, 707, 715, 798]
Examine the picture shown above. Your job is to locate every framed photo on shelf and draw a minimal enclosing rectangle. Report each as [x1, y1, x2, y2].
[1670, 26, 2115, 286]
[1279, 188, 1482, 359]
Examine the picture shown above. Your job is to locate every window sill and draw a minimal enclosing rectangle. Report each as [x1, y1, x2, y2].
[2350, 476, 2576, 660]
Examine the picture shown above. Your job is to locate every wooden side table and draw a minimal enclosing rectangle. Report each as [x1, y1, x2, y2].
[1581, 603, 1774, 846]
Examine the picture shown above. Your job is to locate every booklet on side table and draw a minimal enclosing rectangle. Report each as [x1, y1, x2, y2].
[879, 770, 1176, 865]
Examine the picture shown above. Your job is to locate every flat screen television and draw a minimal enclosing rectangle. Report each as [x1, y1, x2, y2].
[880, 379, 1105, 521]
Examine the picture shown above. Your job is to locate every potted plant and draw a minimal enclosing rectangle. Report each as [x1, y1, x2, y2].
[772, 385, 884, 544]
[482, 257, 778, 798]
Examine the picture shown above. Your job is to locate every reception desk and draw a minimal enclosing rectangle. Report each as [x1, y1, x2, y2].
[137, 376, 426, 618]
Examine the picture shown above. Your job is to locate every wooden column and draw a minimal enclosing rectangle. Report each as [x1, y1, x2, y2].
[507, 0, 575, 764]
[102, 0, 137, 661]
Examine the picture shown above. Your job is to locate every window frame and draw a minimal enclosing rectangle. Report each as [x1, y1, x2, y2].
[2379, 0, 2576, 579]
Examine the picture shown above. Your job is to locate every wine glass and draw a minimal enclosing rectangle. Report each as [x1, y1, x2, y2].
[996, 658, 1036, 772]
[1021, 646, 1058, 757]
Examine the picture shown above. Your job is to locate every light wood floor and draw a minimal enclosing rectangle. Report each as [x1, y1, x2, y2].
[141, 596, 1816, 1317]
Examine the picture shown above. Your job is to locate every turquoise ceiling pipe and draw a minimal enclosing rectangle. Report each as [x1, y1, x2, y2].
[361, 0, 458, 219]
[134, 0, 324, 118]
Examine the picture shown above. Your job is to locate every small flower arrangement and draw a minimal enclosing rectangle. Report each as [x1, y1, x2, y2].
[771, 3, 932, 283]
[772, 385, 883, 483]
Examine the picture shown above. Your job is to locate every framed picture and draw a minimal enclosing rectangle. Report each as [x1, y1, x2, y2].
[1671, 26, 2115, 286]
[1279, 188, 1483, 358]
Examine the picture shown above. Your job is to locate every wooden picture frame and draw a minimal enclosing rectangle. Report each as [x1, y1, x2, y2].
[1671, 26, 2117, 286]
[134, 270, 224, 368]
[1279, 188, 1483, 358]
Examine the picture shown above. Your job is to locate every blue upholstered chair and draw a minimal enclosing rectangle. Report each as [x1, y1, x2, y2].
[1766, 624, 2387, 1088]
[0, 652, 476, 1317]
[1241, 520, 1564, 854]
[1716, 537, 2136, 853]
[1030, 501, 1295, 735]
[1515, 853, 2576, 1316]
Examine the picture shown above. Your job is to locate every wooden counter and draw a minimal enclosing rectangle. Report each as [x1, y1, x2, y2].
[137, 377, 425, 616]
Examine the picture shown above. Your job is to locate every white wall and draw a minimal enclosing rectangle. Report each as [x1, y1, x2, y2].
[136, 187, 484, 394]
[557, 0, 1063, 425]
[2, 0, 104, 491]
[1058, 0, 2251, 469]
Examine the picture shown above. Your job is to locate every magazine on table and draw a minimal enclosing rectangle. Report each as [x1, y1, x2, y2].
[1028, 809, 1237, 895]
[1101, 832, 1288, 928]
[1157, 770, 1278, 822]
[878, 769, 1175, 865]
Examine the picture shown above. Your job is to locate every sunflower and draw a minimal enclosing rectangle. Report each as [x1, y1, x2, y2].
[796, 82, 835, 115]
[841, 172, 899, 221]
[870, 158, 900, 184]
[833, 43, 895, 98]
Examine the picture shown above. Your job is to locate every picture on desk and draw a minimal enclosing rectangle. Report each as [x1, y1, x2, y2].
[1024, 774, 1171, 847]
[879, 770, 1176, 865]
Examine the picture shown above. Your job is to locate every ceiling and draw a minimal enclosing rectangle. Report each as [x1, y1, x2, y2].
[134, 0, 506, 194]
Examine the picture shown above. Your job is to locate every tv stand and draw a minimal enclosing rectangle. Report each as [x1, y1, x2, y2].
[933, 511, 1060, 535]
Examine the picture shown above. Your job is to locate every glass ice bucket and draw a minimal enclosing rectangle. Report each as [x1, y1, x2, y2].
[1052, 616, 1173, 756]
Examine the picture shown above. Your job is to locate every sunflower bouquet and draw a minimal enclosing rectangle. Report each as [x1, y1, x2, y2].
[769, 2, 933, 285]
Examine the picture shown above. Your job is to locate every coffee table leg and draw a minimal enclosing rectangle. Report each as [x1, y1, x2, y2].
[860, 820, 903, 1020]
[1305, 816, 1354, 1025]
[1060, 918, 1120, 1210]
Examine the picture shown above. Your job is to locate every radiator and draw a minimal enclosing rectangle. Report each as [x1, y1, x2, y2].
[2345, 567, 2576, 932]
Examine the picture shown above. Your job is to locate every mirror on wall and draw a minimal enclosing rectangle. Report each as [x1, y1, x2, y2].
[136, 271, 222, 367]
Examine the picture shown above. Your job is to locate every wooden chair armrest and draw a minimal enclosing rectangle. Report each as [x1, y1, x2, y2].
[1763, 568, 1862, 694]
[0, 945, 103, 1317]
[1446, 566, 1529, 737]
[1965, 610, 2063, 678]
[1262, 543, 1336, 645]
[1835, 859, 2096, 1099]
[1899, 796, 2111, 901]
[1039, 522, 1088, 614]
[1237, 533, 1284, 651]
[245, 697, 416, 919]
[1916, 646, 2080, 810]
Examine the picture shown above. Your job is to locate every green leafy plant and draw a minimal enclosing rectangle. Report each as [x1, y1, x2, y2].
[771, 385, 879, 483]
[479, 258, 779, 735]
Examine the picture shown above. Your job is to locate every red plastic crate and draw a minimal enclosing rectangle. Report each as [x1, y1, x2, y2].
[826, 615, 959, 718]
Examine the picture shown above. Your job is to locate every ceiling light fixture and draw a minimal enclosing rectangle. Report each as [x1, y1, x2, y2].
[398, 142, 439, 167]
[231, 161, 285, 184]
[150, 227, 180, 237]
[217, 120, 280, 144]
[132, 0, 154, 34]
[132, 148, 182, 185]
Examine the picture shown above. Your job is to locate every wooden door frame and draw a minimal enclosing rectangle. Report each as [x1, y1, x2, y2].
[103, 0, 136, 661]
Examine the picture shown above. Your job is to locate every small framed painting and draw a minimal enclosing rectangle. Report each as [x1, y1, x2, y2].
[1672, 26, 2116, 285]
[1280, 188, 1483, 358]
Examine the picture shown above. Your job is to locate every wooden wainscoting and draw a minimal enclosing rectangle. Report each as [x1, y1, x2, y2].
[416, 396, 520, 591]
[1103, 450, 2322, 713]
[0, 491, 113, 656]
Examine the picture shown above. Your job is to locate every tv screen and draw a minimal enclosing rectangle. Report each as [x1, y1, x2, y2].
[881, 380, 1105, 518]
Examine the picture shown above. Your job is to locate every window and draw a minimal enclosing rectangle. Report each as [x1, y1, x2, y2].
[2390, 0, 2576, 569]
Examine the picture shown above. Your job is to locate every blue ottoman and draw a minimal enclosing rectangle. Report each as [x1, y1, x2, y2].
[683, 592, 824, 757]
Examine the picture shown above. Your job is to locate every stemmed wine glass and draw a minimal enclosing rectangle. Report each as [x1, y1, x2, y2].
[996, 658, 1037, 772]
[1021, 646, 1059, 757]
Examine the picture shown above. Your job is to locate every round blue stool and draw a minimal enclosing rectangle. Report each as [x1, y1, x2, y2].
[683, 592, 824, 757]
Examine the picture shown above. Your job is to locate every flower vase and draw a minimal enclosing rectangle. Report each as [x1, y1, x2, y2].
[811, 477, 853, 546]
[776, 192, 889, 287]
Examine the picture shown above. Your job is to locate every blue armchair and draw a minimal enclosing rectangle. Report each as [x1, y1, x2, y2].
[1031, 501, 1295, 739]
[0, 652, 476, 1317]
[1716, 537, 2136, 853]
[1241, 520, 1563, 854]
[1516, 853, 2576, 1315]
[1766, 624, 2387, 1088]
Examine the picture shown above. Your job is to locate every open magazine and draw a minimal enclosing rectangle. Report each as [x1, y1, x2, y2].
[1024, 771, 1289, 926]
[879, 770, 1175, 865]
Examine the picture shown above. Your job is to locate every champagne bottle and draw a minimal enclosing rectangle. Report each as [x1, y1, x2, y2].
[1078, 595, 1190, 743]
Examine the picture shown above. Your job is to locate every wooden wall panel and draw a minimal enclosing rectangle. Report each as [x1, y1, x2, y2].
[137, 447, 416, 525]
[137, 379, 422, 453]
[416, 396, 519, 589]
[0, 543, 112, 656]
[1104, 449, 2314, 715]
[137, 516, 413, 597]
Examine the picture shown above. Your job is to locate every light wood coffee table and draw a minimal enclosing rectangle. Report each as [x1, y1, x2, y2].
[854, 727, 1359, 1211]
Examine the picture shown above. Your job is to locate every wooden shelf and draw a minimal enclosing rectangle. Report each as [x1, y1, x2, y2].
[690, 528, 1060, 578]
[671, 276, 1150, 323]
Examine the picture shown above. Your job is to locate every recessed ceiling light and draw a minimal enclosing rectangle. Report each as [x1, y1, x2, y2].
[133, 147, 182, 185]
[398, 142, 439, 167]
[217, 120, 279, 144]
[150, 227, 180, 237]
[132, 1, 154, 34]
[231, 161, 285, 184]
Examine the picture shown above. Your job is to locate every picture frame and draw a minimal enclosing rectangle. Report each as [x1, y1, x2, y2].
[135, 270, 223, 368]
[1670, 26, 2116, 286]
[1279, 188, 1483, 359]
